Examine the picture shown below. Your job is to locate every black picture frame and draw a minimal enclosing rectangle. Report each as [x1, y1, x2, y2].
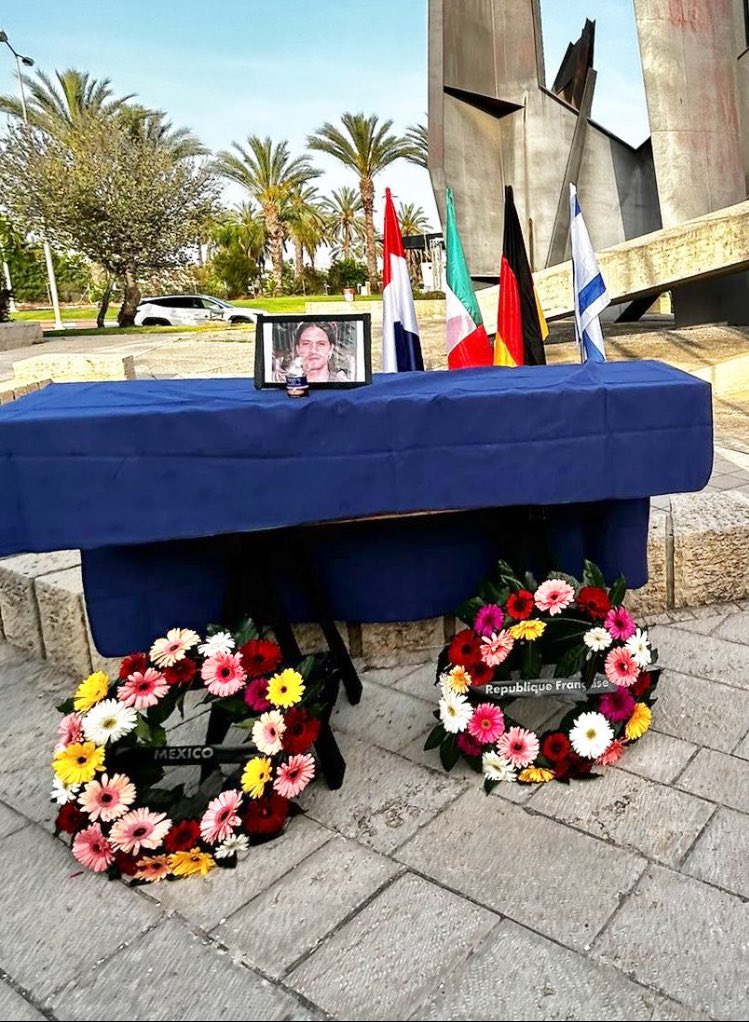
[254, 313, 372, 389]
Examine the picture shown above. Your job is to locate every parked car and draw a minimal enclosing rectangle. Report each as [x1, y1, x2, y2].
[134, 295, 266, 327]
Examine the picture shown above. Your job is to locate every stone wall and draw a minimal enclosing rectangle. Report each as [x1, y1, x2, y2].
[0, 321, 43, 351]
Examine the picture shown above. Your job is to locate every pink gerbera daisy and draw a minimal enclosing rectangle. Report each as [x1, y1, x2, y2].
[55, 712, 84, 752]
[597, 738, 625, 766]
[604, 607, 636, 641]
[273, 754, 315, 798]
[117, 668, 169, 709]
[599, 687, 636, 722]
[149, 627, 200, 667]
[480, 630, 514, 667]
[72, 823, 114, 873]
[467, 703, 505, 745]
[201, 652, 247, 697]
[534, 579, 576, 616]
[497, 726, 540, 768]
[199, 789, 243, 845]
[457, 732, 483, 757]
[473, 604, 504, 638]
[79, 773, 136, 822]
[109, 807, 172, 855]
[604, 647, 640, 687]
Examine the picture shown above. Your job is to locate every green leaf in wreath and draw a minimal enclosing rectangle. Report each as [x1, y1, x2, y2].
[56, 697, 75, 715]
[424, 724, 446, 751]
[524, 570, 539, 592]
[483, 778, 499, 795]
[497, 560, 522, 589]
[297, 655, 316, 680]
[553, 644, 586, 679]
[439, 735, 460, 771]
[520, 641, 543, 680]
[455, 597, 484, 627]
[608, 574, 628, 606]
[582, 560, 606, 589]
[235, 618, 260, 647]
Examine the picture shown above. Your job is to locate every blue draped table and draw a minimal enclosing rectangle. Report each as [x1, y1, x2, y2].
[0, 361, 713, 655]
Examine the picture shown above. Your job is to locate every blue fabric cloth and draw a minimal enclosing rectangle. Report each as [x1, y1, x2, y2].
[0, 361, 712, 654]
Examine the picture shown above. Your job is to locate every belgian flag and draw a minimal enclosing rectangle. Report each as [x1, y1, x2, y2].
[495, 185, 548, 367]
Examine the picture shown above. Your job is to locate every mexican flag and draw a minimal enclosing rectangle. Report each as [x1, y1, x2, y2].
[444, 188, 494, 370]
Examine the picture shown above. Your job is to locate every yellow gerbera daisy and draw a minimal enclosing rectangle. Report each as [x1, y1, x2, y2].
[443, 664, 472, 694]
[518, 766, 555, 784]
[241, 756, 272, 798]
[509, 619, 546, 642]
[266, 668, 305, 708]
[625, 702, 652, 740]
[169, 848, 215, 878]
[52, 741, 105, 785]
[73, 671, 109, 712]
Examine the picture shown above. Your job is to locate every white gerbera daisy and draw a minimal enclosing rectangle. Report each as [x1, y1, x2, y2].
[215, 833, 250, 859]
[198, 630, 236, 657]
[584, 627, 612, 652]
[438, 690, 473, 734]
[51, 776, 80, 805]
[570, 711, 614, 759]
[625, 628, 652, 669]
[482, 750, 517, 782]
[82, 699, 138, 745]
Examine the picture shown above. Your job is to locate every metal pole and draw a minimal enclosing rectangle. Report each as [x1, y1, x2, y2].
[14, 47, 63, 330]
[1, 257, 15, 312]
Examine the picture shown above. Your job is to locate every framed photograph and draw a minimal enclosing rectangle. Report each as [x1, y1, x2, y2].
[254, 314, 372, 389]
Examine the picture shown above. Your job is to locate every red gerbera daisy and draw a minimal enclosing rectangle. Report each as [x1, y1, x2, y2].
[457, 732, 483, 757]
[541, 732, 571, 763]
[118, 652, 148, 680]
[447, 629, 482, 667]
[239, 639, 283, 679]
[163, 657, 197, 686]
[56, 802, 87, 834]
[242, 794, 289, 836]
[163, 818, 201, 853]
[631, 672, 653, 698]
[468, 660, 494, 686]
[281, 707, 321, 755]
[576, 586, 611, 620]
[505, 590, 534, 620]
[113, 850, 139, 876]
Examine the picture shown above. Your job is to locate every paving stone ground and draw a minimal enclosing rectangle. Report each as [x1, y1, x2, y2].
[0, 607, 748, 1021]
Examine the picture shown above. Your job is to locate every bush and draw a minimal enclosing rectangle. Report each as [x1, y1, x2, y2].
[328, 258, 368, 293]
[0, 287, 12, 323]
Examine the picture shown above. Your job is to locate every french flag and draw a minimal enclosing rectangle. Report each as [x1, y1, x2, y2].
[382, 188, 424, 372]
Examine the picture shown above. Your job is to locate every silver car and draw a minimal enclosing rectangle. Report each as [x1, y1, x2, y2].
[134, 294, 265, 327]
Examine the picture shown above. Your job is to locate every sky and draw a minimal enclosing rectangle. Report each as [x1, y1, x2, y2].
[1, 0, 649, 240]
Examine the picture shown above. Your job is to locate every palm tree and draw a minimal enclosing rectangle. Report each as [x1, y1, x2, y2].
[397, 202, 431, 236]
[217, 136, 319, 293]
[117, 105, 206, 160]
[285, 185, 327, 276]
[321, 187, 365, 261]
[208, 204, 267, 297]
[405, 122, 428, 169]
[0, 68, 134, 139]
[308, 113, 416, 290]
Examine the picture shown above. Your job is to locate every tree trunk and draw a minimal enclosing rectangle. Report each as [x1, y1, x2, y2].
[293, 237, 304, 278]
[96, 279, 112, 328]
[342, 224, 351, 261]
[264, 203, 284, 294]
[360, 175, 377, 291]
[117, 267, 141, 327]
[306, 244, 316, 270]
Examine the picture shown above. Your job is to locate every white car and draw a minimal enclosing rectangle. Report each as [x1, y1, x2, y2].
[134, 294, 265, 327]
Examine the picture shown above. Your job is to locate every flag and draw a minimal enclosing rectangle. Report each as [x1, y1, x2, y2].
[495, 185, 548, 366]
[570, 183, 609, 363]
[444, 187, 493, 370]
[381, 188, 424, 372]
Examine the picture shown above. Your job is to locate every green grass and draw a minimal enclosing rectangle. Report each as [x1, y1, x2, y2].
[43, 323, 253, 338]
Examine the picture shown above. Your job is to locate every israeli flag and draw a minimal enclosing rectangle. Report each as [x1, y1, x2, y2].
[570, 184, 609, 363]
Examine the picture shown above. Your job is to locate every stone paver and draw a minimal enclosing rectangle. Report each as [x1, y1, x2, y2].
[300, 734, 466, 854]
[593, 865, 749, 1019]
[331, 677, 434, 756]
[615, 728, 698, 784]
[713, 609, 749, 644]
[733, 728, 749, 759]
[530, 767, 713, 867]
[411, 918, 663, 1021]
[396, 789, 646, 951]
[287, 872, 499, 1019]
[681, 807, 749, 897]
[216, 836, 399, 978]
[0, 982, 46, 1020]
[0, 799, 27, 839]
[0, 825, 161, 1000]
[651, 670, 749, 751]
[51, 916, 302, 1021]
[676, 747, 749, 813]
[651, 624, 749, 690]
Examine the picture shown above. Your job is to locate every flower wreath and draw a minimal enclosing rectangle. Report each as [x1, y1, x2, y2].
[51, 618, 329, 883]
[425, 561, 660, 789]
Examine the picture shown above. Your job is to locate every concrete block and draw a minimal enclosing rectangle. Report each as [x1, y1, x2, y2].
[51, 917, 300, 1021]
[287, 872, 498, 1020]
[0, 551, 80, 655]
[676, 747, 749, 813]
[12, 352, 135, 385]
[35, 565, 92, 677]
[359, 617, 444, 669]
[652, 670, 749, 752]
[396, 789, 645, 950]
[682, 807, 749, 898]
[215, 836, 399, 978]
[671, 491, 749, 607]
[0, 321, 43, 349]
[593, 866, 749, 1020]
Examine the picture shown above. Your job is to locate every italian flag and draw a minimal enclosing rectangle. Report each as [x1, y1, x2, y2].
[444, 188, 494, 370]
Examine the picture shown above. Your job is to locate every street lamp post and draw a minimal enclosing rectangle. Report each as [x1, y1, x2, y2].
[0, 30, 64, 330]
